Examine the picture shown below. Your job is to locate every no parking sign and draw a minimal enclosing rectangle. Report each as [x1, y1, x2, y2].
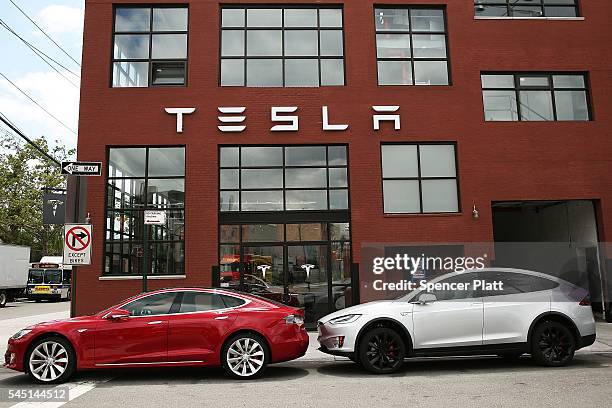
[63, 224, 92, 265]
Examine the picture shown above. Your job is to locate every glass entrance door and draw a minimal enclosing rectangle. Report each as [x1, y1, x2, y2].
[241, 245, 286, 304]
[219, 222, 352, 329]
[287, 245, 328, 328]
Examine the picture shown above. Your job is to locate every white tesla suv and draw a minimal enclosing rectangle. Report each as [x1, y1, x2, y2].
[318, 268, 596, 374]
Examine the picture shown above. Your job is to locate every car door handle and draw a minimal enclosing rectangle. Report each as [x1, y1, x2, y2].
[147, 320, 163, 325]
[471, 302, 482, 306]
[215, 315, 229, 320]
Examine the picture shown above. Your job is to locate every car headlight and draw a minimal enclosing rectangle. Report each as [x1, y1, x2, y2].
[328, 314, 361, 325]
[11, 329, 32, 340]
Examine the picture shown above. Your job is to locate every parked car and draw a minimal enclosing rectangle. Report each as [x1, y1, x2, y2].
[318, 268, 596, 374]
[4, 288, 308, 383]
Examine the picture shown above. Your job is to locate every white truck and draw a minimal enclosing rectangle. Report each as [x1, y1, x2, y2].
[0, 244, 31, 307]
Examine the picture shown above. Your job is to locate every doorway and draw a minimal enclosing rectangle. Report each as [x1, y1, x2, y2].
[492, 200, 606, 313]
[219, 222, 353, 329]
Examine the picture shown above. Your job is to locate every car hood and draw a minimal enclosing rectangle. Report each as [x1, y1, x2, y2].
[26, 315, 97, 330]
[318, 300, 396, 323]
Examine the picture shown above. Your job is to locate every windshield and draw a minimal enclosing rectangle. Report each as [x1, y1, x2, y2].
[44, 270, 62, 284]
[28, 269, 44, 284]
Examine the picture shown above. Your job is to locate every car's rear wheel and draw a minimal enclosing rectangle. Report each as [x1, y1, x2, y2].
[0, 291, 7, 308]
[222, 333, 268, 379]
[358, 327, 406, 374]
[531, 321, 576, 367]
[26, 336, 76, 384]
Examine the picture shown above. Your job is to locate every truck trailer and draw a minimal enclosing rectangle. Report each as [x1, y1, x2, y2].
[0, 244, 31, 307]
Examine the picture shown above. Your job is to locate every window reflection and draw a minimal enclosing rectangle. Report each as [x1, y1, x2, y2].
[112, 6, 188, 87]
[474, 1, 579, 18]
[481, 73, 590, 122]
[105, 147, 185, 276]
[381, 144, 459, 214]
[375, 7, 450, 86]
[220, 146, 348, 212]
[221, 6, 344, 87]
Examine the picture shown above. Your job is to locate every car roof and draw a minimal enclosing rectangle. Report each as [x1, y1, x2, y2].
[395, 267, 577, 302]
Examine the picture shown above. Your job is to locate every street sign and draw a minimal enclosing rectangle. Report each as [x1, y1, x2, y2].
[144, 210, 166, 225]
[43, 191, 66, 225]
[63, 224, 92, 265]
[61, 161, 102, 176]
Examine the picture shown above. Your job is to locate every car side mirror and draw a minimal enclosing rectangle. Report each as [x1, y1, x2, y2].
[413, 293, 437, 305]
[106, 309, 130, 320]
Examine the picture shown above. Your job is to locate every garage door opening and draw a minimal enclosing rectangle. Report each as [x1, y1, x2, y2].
[492, 200, 606, 314]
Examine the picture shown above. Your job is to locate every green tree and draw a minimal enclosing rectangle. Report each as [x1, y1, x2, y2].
[0, 133, 74, 261]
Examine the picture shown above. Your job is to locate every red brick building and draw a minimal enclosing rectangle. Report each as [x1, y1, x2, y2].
[75, 0, 612, 326]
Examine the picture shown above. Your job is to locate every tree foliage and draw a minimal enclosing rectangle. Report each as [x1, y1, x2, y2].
[0, 133, 74, 261]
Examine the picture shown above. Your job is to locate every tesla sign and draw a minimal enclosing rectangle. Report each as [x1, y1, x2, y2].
[165, 105, 401, 134]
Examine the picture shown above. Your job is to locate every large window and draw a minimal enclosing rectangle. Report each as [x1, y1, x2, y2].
[220, 6, 345, 87]
[112, 6, 188, 87]
[474, 1, 580, 17]
[374, 7, 450, 86]
[105, 147, 185, 275]
[481, 73, 591, 121]
[219, 145, 349, 212]
[381, 143, 459, 214]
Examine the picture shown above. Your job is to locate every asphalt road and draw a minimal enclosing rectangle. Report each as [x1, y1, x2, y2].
[1, 301, 611, 408]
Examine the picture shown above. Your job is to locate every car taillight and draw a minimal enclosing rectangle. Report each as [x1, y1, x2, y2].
[579, 296, 591, 306]
[284, 314, 304, 326]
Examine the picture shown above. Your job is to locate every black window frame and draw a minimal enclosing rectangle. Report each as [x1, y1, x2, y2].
[380, 142, 461, 214]
[219, 145, 350, 213]
[111, 4, 189, 88]
[219, 5, 346, 87]
[374, 5, 451, 86]
[104, 145, 186, 276]
[474, 1, 580, 18]
[481, 72, 592, 122]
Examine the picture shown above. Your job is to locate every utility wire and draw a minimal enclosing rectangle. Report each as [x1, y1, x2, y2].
[0, 17, 80, 78]
[0, 71, 78, 136]
[0, 110, 61, 166]
[0, 18, 80, 87]
[0, 17, 80, 79]
[8, 0, 81, 67]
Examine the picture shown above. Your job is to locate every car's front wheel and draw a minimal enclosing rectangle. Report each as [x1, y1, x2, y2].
[358, 327, 406, 374]
[26, 336, 76, 384]
[222, 333, 269, 379]
[531, 321, 576, 367]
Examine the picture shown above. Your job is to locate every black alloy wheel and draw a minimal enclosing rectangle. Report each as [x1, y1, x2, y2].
[531, 321, 576, 367]
[359, 327, 406, 374]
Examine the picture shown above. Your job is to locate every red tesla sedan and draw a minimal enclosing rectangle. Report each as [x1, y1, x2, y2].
[4, 288, 309, 383]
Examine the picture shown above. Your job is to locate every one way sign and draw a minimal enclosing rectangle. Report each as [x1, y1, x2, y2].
[61, 161, 102, 176]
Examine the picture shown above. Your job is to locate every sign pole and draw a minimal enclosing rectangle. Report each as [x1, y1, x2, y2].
[69, 175, 79, 318]
[143, 223, 149, 293]
[142, 210, 166, 293]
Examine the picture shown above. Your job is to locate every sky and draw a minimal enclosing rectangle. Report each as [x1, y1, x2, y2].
[0, 0, 83, 156]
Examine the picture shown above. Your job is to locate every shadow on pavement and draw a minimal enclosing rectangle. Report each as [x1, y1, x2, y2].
[94, 365, 309, 386]
[316, 354, 608, 378]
